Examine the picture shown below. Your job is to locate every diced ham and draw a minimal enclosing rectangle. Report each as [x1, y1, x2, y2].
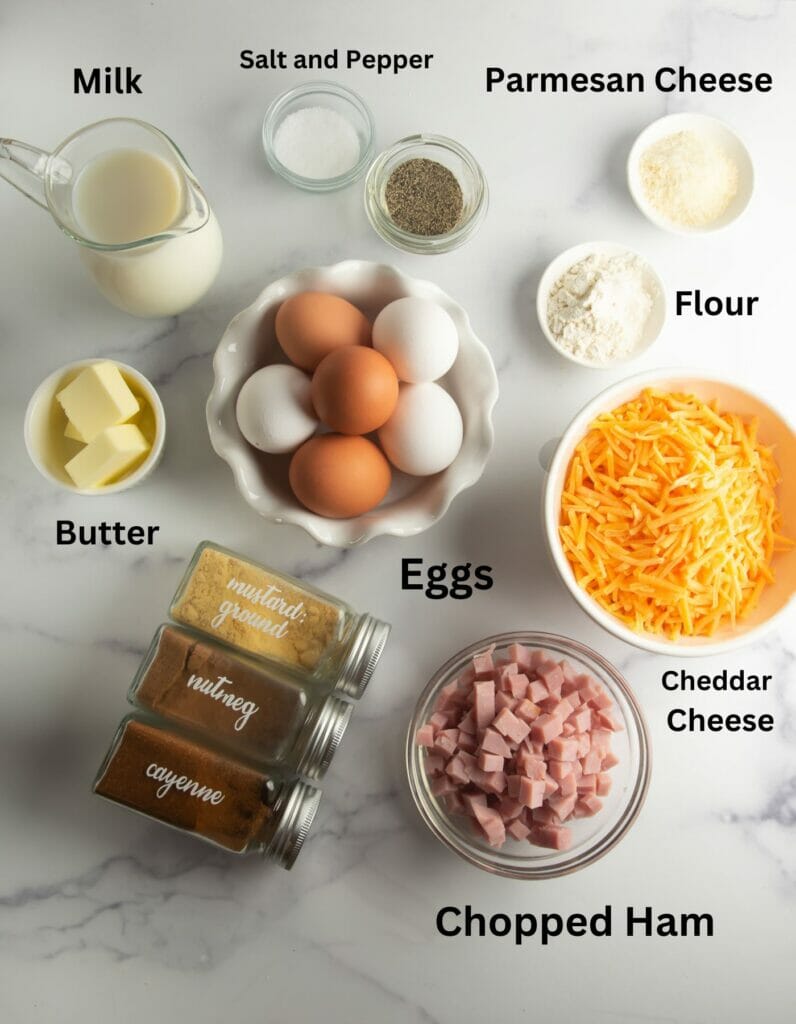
[529, 824, 572, 851]
[457, 731, 477, 753]
[431, 775, 456, 797]
[507, 818, 531, 841]
[472, 803, 506, 847]
[478, 751, 504, 773]
[429, 711, 450, 731]
[518, 777, 545, 810]
[530, 713, 564, 744]
[590, 729, 612, 756]
[507, 643, 533, 670]
[594, 708, 623, 731]
[548, 736, 579, 762]
[576, 794, 604, 817]
[588, 687, 613, 711]
[472, 651, 495, 678]
[515, 698, 541, 724]
[445, 756, 470, 785]
[569, 707, 591, 733]
[462, 791, 487, 816]
[458, 710, 476, 734]
[508, 673, 530, 699]
[479, 727, 512, 757]
[474, 679, 495, 731]
[547, 791, 577, 821]
[419, 644, 620, 852]
[498, 797, 524, 822]
[492, 707, 531, 744]
[577, 774, 597, 793]
[547, 759, 572, 780]
[416, 724, 435, 747]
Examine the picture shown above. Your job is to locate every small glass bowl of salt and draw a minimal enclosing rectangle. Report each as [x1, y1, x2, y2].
[263, 81, 375, 192]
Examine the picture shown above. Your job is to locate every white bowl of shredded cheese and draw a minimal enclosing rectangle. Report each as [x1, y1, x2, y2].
[627, 113, 754, 234]
[544, 369, 796, 656]
[537, 242, 665, 368]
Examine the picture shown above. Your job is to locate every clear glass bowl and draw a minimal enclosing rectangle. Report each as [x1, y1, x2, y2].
[364, 134, 488, 254]
[405, 631, 651, 878]
[262, 81, 375, 192]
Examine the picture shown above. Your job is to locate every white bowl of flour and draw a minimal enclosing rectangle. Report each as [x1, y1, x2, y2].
[537, 241, 665, 368]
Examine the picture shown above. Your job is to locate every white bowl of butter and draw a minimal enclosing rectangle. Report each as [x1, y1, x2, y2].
[24, 359, 165, 494]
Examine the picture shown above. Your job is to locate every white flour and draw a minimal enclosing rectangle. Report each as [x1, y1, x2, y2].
[546, 252, 656, 364]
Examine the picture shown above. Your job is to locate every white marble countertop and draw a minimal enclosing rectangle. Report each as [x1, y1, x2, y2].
[1, 1, 794, 1021]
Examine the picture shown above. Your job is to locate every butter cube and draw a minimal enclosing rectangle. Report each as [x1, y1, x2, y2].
[64, 419, 86, 442]
[56, 362, 139, 443]
[65, 424, 149, 489]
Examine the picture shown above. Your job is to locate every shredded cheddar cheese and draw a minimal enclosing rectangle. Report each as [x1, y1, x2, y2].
[559, 389, 791, 639]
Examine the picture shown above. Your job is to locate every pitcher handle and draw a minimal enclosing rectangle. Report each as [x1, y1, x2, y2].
[0, 139, 54, 210]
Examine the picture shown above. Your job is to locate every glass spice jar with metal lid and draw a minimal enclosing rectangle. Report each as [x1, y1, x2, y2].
[364, 133, 488, 254]
[129, 624, 353, 780]
[93, 715, 321, 867]
[170, 541, 390, 699]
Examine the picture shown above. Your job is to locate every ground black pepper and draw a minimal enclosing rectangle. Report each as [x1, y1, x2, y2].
[384, 158, 464, 235]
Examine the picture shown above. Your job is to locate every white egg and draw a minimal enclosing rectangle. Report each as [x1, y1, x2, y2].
[378, 382, 463, 476]
[236, 364, 318, 454]
[372, 296, 459, 383]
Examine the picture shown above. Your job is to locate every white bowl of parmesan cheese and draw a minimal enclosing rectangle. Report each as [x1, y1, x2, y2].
[627, 113, 754, 234]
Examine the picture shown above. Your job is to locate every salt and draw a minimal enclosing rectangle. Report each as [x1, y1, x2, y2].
[273, 106, 361, 180]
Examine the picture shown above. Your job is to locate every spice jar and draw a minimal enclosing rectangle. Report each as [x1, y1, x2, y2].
[129, 625, 353, 779]
[364, 134, 488, 254]
[170, 541, 390, 698]
[94, 715, 321, 867]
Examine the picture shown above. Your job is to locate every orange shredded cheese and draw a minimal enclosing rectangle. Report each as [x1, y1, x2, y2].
[559, 389, 792, 639]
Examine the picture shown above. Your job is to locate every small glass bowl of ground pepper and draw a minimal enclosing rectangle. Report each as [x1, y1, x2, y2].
[364, 134, 488, 254]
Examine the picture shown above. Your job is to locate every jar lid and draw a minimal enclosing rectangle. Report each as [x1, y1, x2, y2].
[268, 780, 322, 869]
[335, 615, 390, 699]
[296, 696, 353, 780]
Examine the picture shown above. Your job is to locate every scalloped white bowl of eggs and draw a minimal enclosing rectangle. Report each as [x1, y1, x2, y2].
[206, 260, 499, 546]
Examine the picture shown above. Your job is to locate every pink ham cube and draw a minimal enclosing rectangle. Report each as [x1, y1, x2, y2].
[515, 699, 541, 724]
[433, 729, 459, 757]
[547, 791, 577, 822]
[548, 736, 579, 762]
[594, 708, 623, 731]
[508, 673, 530, 699]
[529, 824, 572, 851]
[472, 803, 506, 847]
[462, 791, 487, 816]
[445, 756, 470, 785]
[492, 707, 531, 744]
[499, 796, 524, 822]
[528, 679, 548, 703]
[474, 679, 495, 730]
[416, 724, 436, 747]
[507, 643, 533, 670]
[596, 773, 613, 796]
[518, 777, 545, 810]
[472, 651, 495, 678]
[480, 727, 512, 757]
[602, 751, 620, 769]
[507, 818, 531, 841]
[530, 713, 564, 744]
[424, 754, 445, 776]
[495, 691, 519, 714]
[538, 663, 565, 695]
[557, 772, 577, 797]
[478, 751, 504, 773]
[569, 707, 591, 733]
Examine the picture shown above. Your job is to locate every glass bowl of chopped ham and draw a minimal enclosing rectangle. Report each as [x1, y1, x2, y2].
[407, 632, 650, 878]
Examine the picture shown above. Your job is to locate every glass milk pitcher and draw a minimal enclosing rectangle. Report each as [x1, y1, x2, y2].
[0, 118, 222, 317]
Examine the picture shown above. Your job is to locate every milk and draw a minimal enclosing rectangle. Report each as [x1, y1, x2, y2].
[73, 148, 222, 317]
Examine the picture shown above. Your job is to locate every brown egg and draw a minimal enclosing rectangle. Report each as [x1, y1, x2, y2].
[275, 292, 371, 371]
[311, 347, 399, 435]
[289, 434, 392, 518]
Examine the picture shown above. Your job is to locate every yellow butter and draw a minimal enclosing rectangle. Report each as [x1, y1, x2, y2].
[56, 362, 139, 443]
[65, 424, 149, 489]
[64, 419, 86, 442]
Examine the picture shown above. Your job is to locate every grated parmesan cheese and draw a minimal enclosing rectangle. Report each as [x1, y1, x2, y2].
[639, 130, 739, 228]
